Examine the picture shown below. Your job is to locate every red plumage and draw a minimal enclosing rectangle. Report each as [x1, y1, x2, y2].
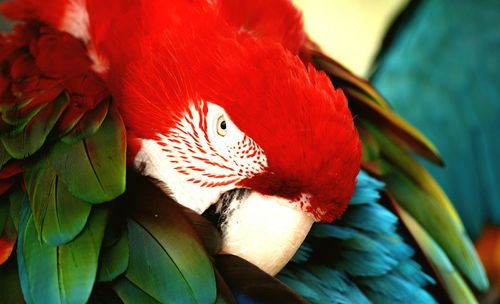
[0, 0, 361, 221]
[0, 0, 67, 28]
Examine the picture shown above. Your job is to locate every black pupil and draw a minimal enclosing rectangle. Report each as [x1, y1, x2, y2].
[220, 120, 227, 130]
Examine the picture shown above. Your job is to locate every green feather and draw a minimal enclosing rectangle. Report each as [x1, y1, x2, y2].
[9, 189, 24, 233]
[1, 102, 46, 127]
[214, 269, 237, 304]
[397, 207, 478, 304]
[0, 144, 11, 169]
[1, 94, 68, 159]
[0, 258, 24, 303]
[49, 106, 126, 203]
[98, 229, 129, 282]
[62, 100, 109, 144]
[385, 166, 488, 291]
[25, 157, 91, 246]
[19, 205, 108, 304]
[126, 219, 212, 304]
[365, 121, 464, 232]
[113, 277, 161, 304]
[123, 172, 217, 304]
[361, 121, 487, 290]
[0, 201, 8, 234]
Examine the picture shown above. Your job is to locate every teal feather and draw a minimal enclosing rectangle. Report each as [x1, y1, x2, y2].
[372, 0, 500, 239]
[339, 204, 398, 234]
[279, 171, 435, 303]
[309, 224, 358, 240]
[290, 242, 313, 264]
[280, 266, 369, 304]
[348, 171, 384, 205]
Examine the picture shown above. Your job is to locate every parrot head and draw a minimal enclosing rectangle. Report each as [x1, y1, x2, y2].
[110, 11, 361, 274]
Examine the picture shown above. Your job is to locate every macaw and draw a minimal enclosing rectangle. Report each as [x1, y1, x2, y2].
[0, 0, 488, 303]
[371, 0, 500, 301]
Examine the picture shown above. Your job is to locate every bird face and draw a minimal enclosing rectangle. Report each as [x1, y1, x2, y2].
[134, 81, 360, 275]
[133, 100, 318, 275]
[134, 101, 268, 214]
[123, 16, 360, 275]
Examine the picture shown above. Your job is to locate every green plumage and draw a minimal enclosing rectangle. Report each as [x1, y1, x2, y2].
[18, 201, 108, 303]
[1, 94, 68, 158]
[98, 229, 129, 282]
[48, 107, 126, 204]
[113, 277, 162, 304]
[61, 100, 109, 144]
[25, 156, 91, 245]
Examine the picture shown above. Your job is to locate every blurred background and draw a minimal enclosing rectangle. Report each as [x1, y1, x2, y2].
[293, 0, 408, 77]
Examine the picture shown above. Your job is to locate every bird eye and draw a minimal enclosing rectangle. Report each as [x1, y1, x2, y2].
[217, 115, 227, 136]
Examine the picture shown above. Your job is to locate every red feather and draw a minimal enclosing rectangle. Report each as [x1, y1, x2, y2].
[0, 237, 15, 265]
[217, 0, 306, 54]
[1, 0, 361, 222]
[0, 0, 68, 28]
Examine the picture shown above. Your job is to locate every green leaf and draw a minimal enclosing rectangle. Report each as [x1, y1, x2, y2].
[19, 206, 108, 303]
[113, 277, 161, 304]
[25, 157, 91, 246]
[62, 100, 109, 144]
[124, 172, 217, 304]
[1, 94, 68, 159]
[98, 229, 129, 282]
[49, 107, 126, 203]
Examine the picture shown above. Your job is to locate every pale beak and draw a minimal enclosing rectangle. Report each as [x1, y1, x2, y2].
[213, 190, 314, 275]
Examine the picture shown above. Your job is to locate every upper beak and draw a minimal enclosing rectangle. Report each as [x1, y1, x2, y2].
[212, 190, 314, 275]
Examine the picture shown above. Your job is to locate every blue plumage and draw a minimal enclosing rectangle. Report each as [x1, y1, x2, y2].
[372, 0, 500, 239]
[279, 171, 435, 303]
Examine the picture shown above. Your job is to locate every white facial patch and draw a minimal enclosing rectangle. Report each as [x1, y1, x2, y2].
[134, 101, 268, 213]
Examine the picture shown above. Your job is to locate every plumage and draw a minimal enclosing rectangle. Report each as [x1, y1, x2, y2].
[372, 0, 500, 298]
[1, 0, 361, 221]
[0, 0, 489, 303]
[278, 172, 436, 304]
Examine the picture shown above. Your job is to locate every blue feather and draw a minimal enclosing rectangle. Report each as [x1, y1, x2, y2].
[338, 204, 398, 234]
[349, 171, 384, 206]
[279, 171, 435, 303]
[290, 242, 313, 263]
[309, 224, 358, 240]
[372, 0, 500, 239]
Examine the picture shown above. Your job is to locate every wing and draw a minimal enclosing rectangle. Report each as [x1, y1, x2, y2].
[371, 0, 500, 298]
[217, 0, 488, 301]
[0, 8, 128, 302]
